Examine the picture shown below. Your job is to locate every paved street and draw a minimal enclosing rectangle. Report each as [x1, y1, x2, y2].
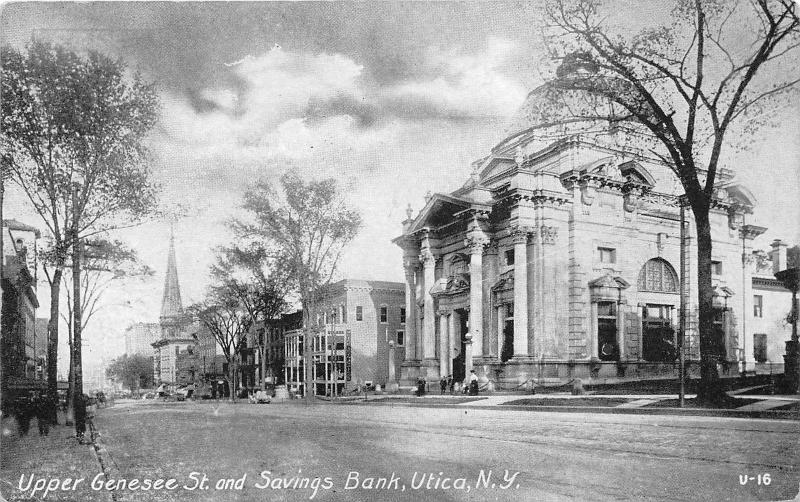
[61, 400, 800, 501]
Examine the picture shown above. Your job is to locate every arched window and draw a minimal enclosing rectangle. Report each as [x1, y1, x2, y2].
[638, 258, 678, 293]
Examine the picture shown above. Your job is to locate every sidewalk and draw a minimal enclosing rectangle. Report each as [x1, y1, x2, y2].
[0, 414, 109, 502]
[357, 391, 800, 419]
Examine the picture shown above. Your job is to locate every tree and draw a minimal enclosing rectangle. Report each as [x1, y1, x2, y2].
[1, 41, 159, 421]
[190, 247, 288, 400]
[105, 354, 154, 392]
[189, 296, 252, 401]
[42, 237, 152, 423]
[211, 245, 288, 389]
[233, 172, 361, 400]
[542, 0, 799, 401]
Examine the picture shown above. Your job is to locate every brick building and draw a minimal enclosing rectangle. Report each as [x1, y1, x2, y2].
[394, 68, 793, 388]
[284, 280, 405, 396]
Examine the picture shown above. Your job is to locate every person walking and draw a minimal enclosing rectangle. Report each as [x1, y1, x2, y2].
[34, 392, 50, 436]
[439, 376, 447, 394]
[14, 394, 32, 437]
[85, 395, 97, 442]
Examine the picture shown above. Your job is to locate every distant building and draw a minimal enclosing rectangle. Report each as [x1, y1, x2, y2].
[124, 322, 160, 356]
[240, 311, 302, 390]
[284, 280, 405, 397]
[151, 232, 198, 386]
[1, 219, 44, 401]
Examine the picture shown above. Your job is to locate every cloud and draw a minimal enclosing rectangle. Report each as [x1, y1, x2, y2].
[382, 37, 526, 120]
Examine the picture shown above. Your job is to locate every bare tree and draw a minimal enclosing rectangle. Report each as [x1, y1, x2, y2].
[189, 298, 252, 402]
[233, 172, 361, 400]
[542, 0, 799, 401]
[1, 41, 159, 420]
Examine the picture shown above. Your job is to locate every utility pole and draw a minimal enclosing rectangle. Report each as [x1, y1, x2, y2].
[72, 174, 86, 439]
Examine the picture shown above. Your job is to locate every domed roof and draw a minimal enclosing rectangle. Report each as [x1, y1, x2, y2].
[501, 53, 632, 147]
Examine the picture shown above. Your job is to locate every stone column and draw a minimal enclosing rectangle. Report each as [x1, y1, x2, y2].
[466, 235, 487, 358]
[420, 242, 437, 363]
[439, 312, 449, 377]
[387, 341, 398, 393]
[512, 228, 530, 357]
[448, 312, 457, 369]
[403, 256, 419, 360]
[590, 302, 599, 360]
[484, 243, 498, 358]
[497, 305, 505, 356]
[464, 332, 473, 376]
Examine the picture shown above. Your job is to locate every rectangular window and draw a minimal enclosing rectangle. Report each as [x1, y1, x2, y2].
[754, 333, 767, 363]
[711, 260, 723, 275]
[396, 330, 405, 346]
[380, 306, 388, 323]
[355, 306, 363, 321]
[505, 249, 515, 266]
[598, 247, 616, 264]
[753, 295, 763, 318]
[400, 307, 406, 324]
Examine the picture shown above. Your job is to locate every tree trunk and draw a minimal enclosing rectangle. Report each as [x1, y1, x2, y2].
[47, 265, 63, 424]
[228, 359, 236, 402]
[693, 208, 726, 402]
[66, 343, 74, 426]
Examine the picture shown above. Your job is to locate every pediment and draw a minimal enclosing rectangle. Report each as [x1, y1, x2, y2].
[722, 184, 757, 209]
[479, 156, 516, 183]
[588, 274, 629, 289]
[408, 193, 486, 233]
[618, 160, 656, 187]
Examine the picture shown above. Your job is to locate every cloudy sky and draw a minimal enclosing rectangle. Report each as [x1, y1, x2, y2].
[2, 2, 798, 370]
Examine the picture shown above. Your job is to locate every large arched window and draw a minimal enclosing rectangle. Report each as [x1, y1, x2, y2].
[638, 258, 678, 293]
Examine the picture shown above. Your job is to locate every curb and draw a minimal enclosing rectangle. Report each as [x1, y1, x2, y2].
[90, 430, 122, 502]
[355, 400, 800, 420]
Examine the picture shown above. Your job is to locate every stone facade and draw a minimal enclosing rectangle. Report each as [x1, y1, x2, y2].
[284, 279, 405, 396]
[395, 83, 792, 387]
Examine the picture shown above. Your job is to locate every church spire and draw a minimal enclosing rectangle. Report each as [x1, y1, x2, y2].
[160, 229, 183, 319]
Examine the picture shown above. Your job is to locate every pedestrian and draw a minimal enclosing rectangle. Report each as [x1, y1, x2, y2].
[34, 392, 50, 436]
[468, 370, 479, 396]
[448, 375, 454, 394]
[416, 377, 426, 397]
[440, 376, 447, 394]
[85, 395, 97, 441]
[14, 395, 32, 437]
[74, 393, 87, 443]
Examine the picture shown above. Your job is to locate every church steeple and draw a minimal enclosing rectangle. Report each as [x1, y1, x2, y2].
[160, 230, 183, 320]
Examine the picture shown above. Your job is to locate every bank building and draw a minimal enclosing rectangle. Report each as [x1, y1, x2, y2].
[394, 63, 789, 388]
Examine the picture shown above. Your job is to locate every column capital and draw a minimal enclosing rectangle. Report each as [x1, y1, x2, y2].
[509, 225, 533, 245]
[538, 225, 559, 245]
[403, 255, 420, 272]
[418, 248, 437, 265]
[464, 234, 490, 254]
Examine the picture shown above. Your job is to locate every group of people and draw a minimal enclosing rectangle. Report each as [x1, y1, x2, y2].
[9, 391, 55, 437]
[429, 369, 481, 396]
[8, 391, 98, 442]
